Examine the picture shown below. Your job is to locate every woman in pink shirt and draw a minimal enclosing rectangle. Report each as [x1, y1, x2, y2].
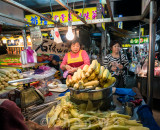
[60, 38, 90, 74]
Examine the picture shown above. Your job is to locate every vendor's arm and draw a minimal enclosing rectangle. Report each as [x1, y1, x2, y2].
[60, 54, 71, 70]
[79, 50, 90, 69]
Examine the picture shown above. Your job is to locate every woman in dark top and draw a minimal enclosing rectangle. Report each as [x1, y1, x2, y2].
[48, 55, 60, 71]
[103, 40, 129, 87]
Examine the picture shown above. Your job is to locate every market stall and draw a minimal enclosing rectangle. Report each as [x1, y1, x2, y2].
[21, 60, 149, 129]
[1, 0, 160, 129]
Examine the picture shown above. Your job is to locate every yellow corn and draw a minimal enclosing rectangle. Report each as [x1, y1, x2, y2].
[77, 68, 82, 80]
[102, 125, 129, 130]
[95, 87, 102, 90]
[48, 106, 62, 128]
[110, 113, 131, 119]
[83, 78, 88, 83]
[83, 64, 89, 72]
[70, 109, 80, 118]
[82, 71, 86, 80]
[48, 106, 55, 117]
[102, 69, 110, 80]
[88, 72, 96, 80]
[107, 73, 112, 80]
[73, 83, 79, 90]
[85, 86, 94, 89]
[95, 63, 101, 74]
[84, 80, 99, 87]
[98, 66, 105, 79]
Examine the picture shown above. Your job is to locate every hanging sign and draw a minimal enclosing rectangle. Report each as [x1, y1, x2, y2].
[30, 26, 42, 45]
[129, 37, 149, 44]
[33, 38, 69, 55]
[25, 7, 97, 26]
[118, 14, 123, 29]
[122, 44, 132, 48]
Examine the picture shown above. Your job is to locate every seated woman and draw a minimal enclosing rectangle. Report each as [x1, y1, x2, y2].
[60, 38, 90, 75]
[48, 55, 60, 71]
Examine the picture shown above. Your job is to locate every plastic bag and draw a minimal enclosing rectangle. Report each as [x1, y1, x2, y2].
[54, 27, 63, 44]
[26, 47, 34, 63]
[129, 63, 136, 72]
[135, 63, 141, 74]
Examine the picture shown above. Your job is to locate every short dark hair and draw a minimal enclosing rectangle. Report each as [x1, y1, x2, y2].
[110, 40, 122, 49]
[68, 37, 81, 48]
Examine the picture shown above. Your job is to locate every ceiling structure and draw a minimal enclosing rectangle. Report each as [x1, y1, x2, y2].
[1, 0, 160, 41]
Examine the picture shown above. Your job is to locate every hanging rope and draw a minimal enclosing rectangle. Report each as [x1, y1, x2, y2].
[82, 0, 85, 17]
[50, 0, 53, 18]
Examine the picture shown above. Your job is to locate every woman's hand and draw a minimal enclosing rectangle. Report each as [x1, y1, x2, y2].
[65, 65, 72, 71]
[118, 64, 123, 70]
[111, 66, 117, 72]
[68, 68, 77, 74]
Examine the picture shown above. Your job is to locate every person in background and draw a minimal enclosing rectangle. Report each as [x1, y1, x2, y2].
[48, 55, 64, 80]
[0, 99, 53, 130]
[0, 42, 7, 55]
[126, 49, 132, 63]
[103, 40, 129, 87]
[60, 38, 90, 75]
[48, 55, 60, 71]
[0, 99, 28, 130]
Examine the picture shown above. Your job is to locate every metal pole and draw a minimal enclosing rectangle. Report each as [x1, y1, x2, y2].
[22, 29, 27, 49]
[138, 23, 141, 62]
[0, 13, 34, 26]
[147, 1, 156, 107]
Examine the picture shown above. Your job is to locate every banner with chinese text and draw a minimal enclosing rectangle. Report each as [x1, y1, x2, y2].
[25, 7, 97, 26]
[129, 37, 149, 44]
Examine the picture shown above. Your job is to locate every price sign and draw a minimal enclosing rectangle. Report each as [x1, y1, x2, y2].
[30, 26, 42, 46]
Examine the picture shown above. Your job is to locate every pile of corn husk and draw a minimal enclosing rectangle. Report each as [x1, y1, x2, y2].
[46, 93, 149, 130]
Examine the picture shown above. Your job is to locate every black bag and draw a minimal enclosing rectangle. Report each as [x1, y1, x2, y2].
[113, 74, 124, 88]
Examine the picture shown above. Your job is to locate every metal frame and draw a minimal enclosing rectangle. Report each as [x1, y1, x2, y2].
[64, 15, 142, 26]
[0, 12, 34, 26]
[106, 0, 114, 22]
[2, 0, 65, 26]
[55, 0, 87, 24]
[147, 0, 156, 107]
[141, 0, 150, 20]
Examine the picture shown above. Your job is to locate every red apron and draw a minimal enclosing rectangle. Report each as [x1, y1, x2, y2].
[67, 50, 84, 67]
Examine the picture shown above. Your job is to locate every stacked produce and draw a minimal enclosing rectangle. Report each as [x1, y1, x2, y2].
[66, 60, 116, 90]
[46, 93, 149, 130]
[0, 68, 23, 91]
[0, 54, 21, 66]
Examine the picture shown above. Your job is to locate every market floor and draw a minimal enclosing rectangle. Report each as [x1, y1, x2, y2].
[126, 74, 160, 127]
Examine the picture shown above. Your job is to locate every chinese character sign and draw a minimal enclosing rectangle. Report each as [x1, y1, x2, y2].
[25, 7, 97, 26]
[122, 44, 132, 48]
[33, 38, 68, 55]
[118, 14, 123, 29]
[129, 37, 149, 44]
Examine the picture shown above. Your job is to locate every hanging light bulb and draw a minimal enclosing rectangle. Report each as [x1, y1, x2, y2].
[27, 35, 31, 42]
[10, 36, 15, 43]
[66, 10, 74, 40]
[2, 37, 7, 44]
[18, 36, 23, 43]
[66, 26, 74, 40]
